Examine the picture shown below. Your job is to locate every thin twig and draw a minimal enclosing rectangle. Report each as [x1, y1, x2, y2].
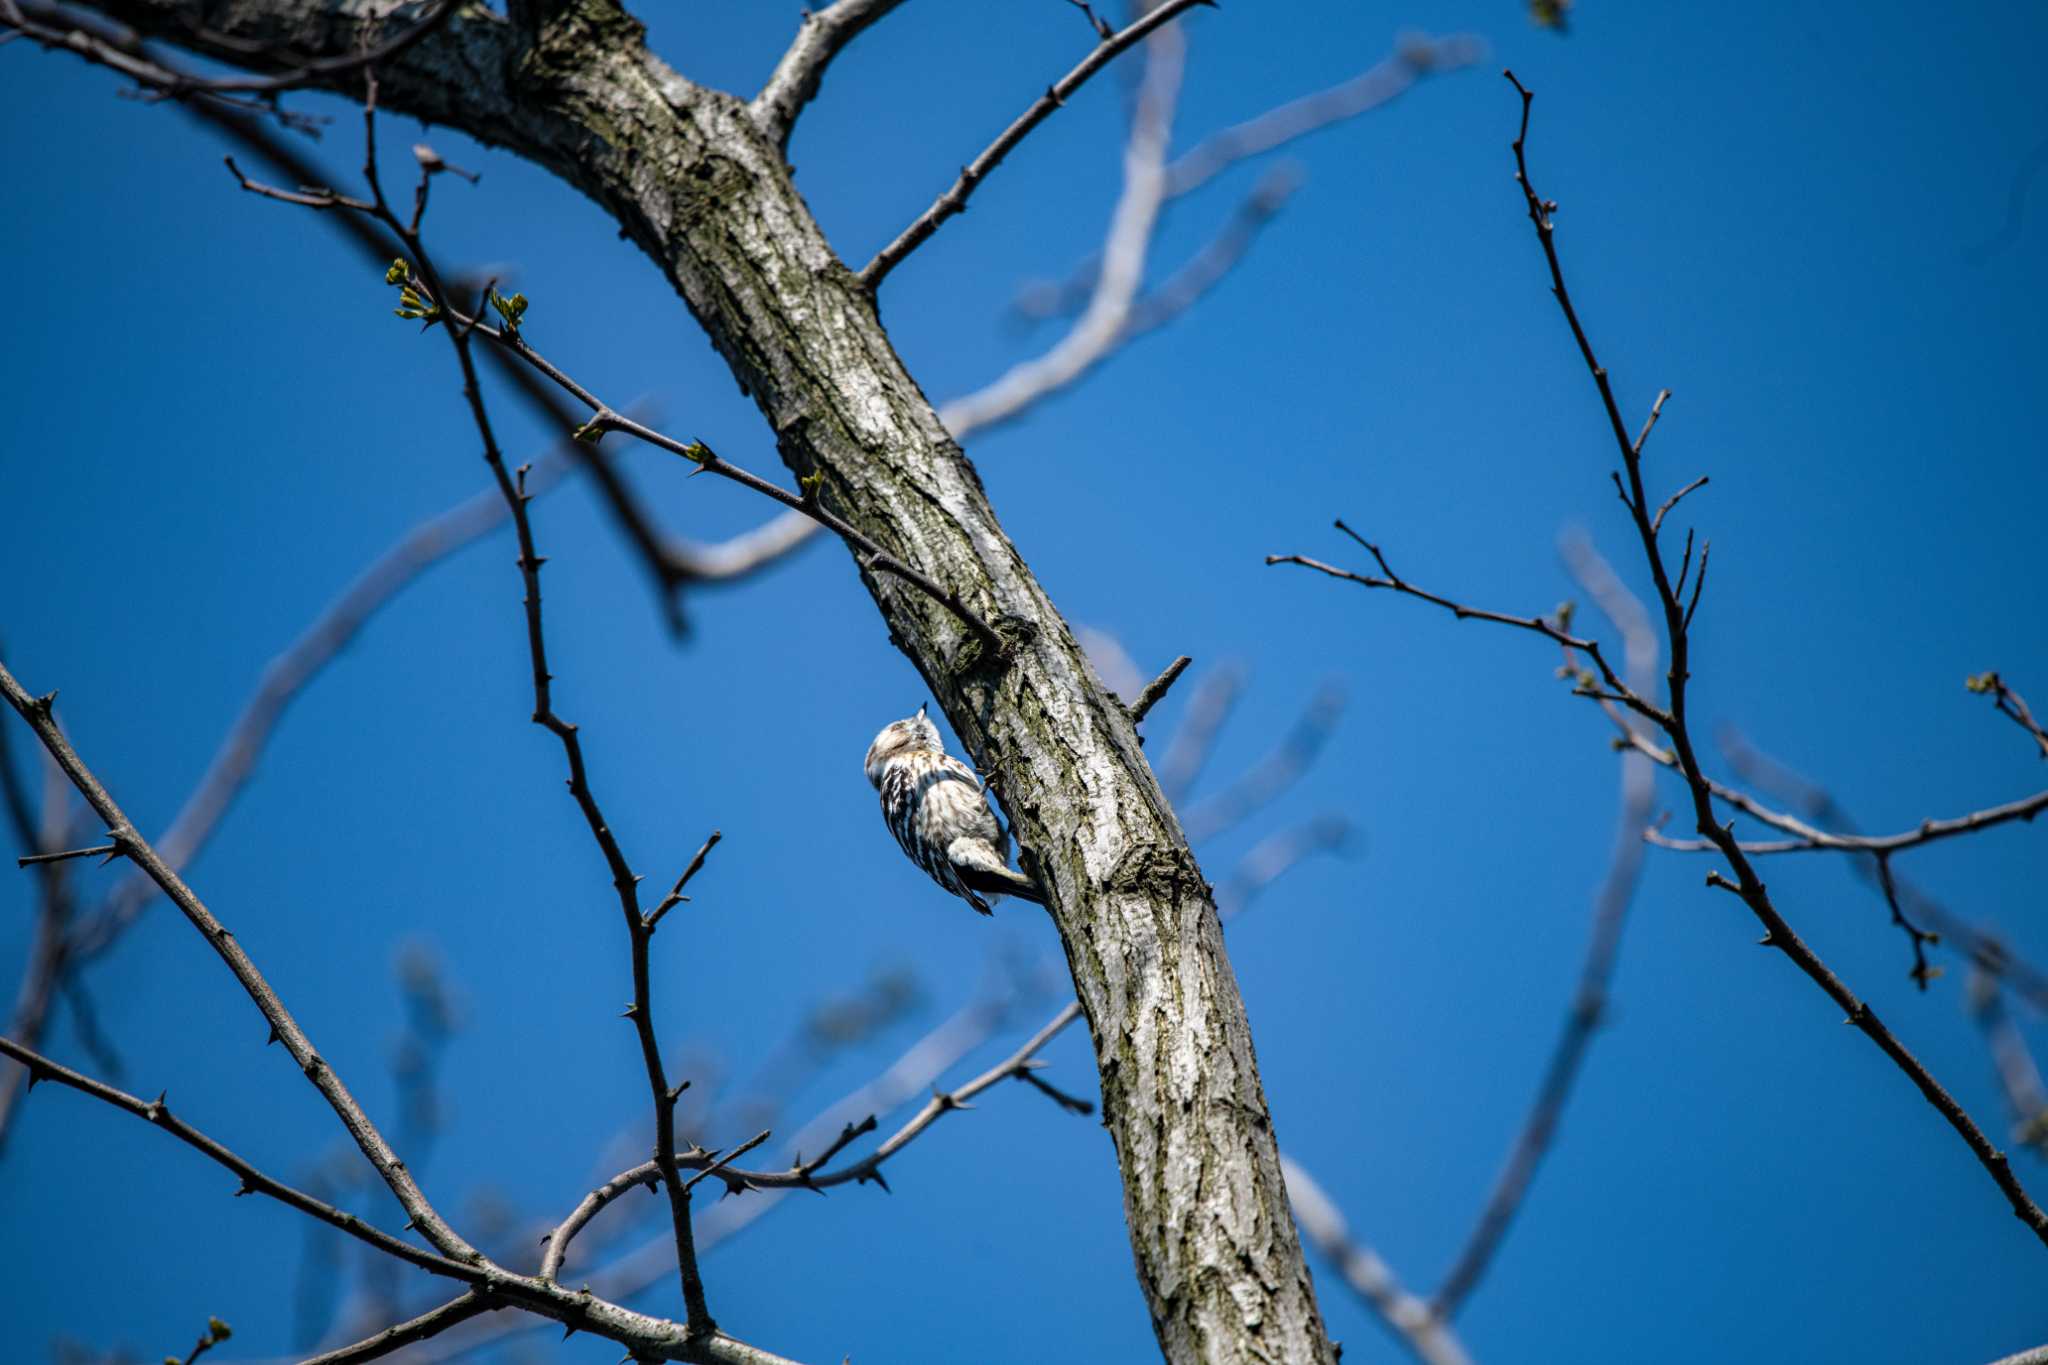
[1127, 656, 1192, 724]
[857, 0, 1207, 290]
[1713, 726, 2048, 1010]
[0, 662, 483, 1261]
[15, 842, 117, 868]
[647, 830, 722, 932]
[0, 1034, 477, 1280]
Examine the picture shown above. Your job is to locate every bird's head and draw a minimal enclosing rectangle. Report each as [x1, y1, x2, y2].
[864, 703, 944, 788]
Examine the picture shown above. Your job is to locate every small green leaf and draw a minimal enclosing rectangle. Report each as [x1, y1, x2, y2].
[384, 258, 409, 285]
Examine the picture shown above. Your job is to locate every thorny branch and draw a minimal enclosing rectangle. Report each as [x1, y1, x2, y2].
[172, 74, 800, 1361]
[0, 659, 485, 1263]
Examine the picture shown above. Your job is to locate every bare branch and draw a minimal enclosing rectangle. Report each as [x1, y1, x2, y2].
[1267, 530, 1668, 729]
[1127, 655, 1193, 724]
[1281, 1156, 1471, 1365]
[647, 830, 723, 932]
[857, 0, 1207, 290]
[1642, 779, 2048, 858]
[1161, 33, 1484, 201]
[1496, 67, 2048, 1247]
[16, 842, 118, 868]
[0, 1034, 477, 1280]
[1969, 671, 2048, 760]
[69, 437, 581, 963]
[752, 0, 911, 149]
[1715, 727, 2048, 1011]
[0, 662, 483, 1261]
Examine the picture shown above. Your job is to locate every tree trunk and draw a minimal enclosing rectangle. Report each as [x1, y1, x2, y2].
[83, 3, 1335, 1358]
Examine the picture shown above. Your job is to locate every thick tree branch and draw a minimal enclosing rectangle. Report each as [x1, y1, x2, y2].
[50, 4, 1339, 1354]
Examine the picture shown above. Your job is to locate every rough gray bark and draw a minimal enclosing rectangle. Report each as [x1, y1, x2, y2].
[74, 3, 1336, 1359]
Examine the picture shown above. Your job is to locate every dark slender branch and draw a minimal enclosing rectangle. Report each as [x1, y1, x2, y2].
[1497, 67, 2048, 1248]
[647, 830, 722, 932]
[1649, 471, 1705, 535]
[0, 662, 483, 1260]
[1, 0, 324, 130]
[287, 245, 1002, 651]
[1266, 526, 1666, 731]
[751, 0, 911, 149]
[15, 842, 118, 868]
[1127, 656, 1192, 723]
[857, 0, 1207, 290]
[348, 80, 722, 1331]
[0, 1034, 477, 1280]
[183, 94, 766, 635]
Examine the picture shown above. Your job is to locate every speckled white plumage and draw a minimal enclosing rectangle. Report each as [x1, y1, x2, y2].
[864, 706, 1042, 914]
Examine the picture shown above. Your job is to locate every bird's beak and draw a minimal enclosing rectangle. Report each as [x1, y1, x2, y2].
[917, 702, 927, 717]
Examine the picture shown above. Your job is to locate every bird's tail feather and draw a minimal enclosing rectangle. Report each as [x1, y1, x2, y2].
[959, 864, 1046, 906]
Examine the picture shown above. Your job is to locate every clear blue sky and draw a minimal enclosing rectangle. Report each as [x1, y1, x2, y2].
[5, 2, 2047, 1362]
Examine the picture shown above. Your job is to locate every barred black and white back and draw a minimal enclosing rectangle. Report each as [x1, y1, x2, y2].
[864, 705, 1045, 915]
